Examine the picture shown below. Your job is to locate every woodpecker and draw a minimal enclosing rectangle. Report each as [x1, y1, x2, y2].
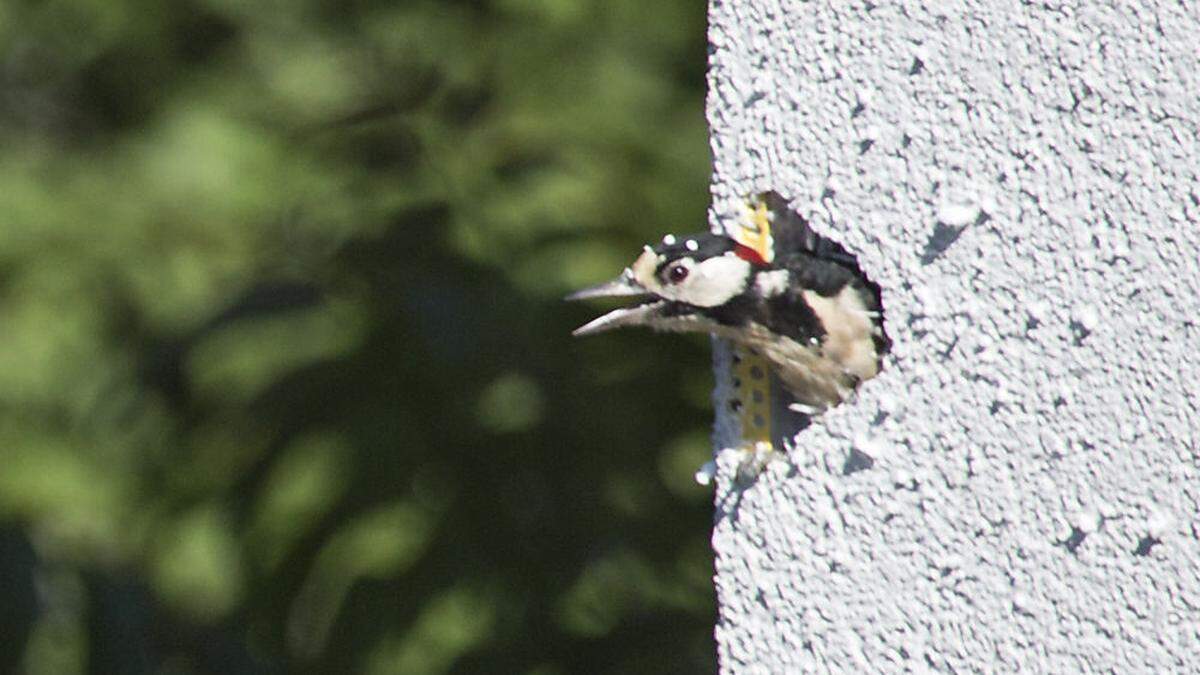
[567, 193, 888, 411]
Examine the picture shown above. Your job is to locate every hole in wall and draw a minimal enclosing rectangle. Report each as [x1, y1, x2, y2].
[1059, 527, 1088, 554]
[1133, 535, 1160, 557]
[920, 222, 968, 265]
[567, 190, 893, 481]
[1069, 320, 1092, 345]
[842, 447, 875, 475]
[730, 191, 892, 435]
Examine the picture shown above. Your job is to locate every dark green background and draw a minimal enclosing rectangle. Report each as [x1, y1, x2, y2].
[0, 1, 717, 673]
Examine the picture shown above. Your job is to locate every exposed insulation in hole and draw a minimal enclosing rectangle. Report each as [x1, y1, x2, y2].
[730, 349, 771, 445]
[727, 194, 783, 454]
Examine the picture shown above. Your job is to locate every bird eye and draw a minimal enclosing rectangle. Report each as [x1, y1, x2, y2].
[668, 265, 689, 283]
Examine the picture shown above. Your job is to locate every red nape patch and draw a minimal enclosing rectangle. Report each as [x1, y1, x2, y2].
[734, 243, 769, 267]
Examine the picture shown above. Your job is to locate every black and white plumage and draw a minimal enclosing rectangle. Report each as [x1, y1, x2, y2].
[568, 194, 888, 410]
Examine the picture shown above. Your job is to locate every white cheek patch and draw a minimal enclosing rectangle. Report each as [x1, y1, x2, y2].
[631, 250, 751, 307]
[754, 269, 790, 297]
[674, 254, 751, 307]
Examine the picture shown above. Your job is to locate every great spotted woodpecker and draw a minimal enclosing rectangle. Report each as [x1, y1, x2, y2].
[568, 192, 888, 411]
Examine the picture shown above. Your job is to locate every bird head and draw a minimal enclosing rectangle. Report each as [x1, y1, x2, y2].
[567, 232, 769, 336]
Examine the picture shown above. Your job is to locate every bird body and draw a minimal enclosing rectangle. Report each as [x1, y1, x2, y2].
[569, 195, 887, 411]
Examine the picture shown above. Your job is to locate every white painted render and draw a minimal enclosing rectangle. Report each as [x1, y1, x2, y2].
[706, 1, 1200, 671]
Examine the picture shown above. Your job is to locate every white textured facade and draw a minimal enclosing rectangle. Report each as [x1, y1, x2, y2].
[706, 2, 1200, 671]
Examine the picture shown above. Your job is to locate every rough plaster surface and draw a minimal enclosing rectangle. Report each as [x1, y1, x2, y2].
[705, 1, 1200, 671]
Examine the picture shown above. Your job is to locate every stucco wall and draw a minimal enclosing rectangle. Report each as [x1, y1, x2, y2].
[705, 1, 1200, 671]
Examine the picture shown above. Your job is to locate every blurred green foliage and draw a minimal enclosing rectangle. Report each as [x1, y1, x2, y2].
[0, 0, 716, 673]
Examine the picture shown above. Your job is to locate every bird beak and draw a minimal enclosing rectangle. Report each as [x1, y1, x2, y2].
[570, 300, 668, 337]
[564, 268, 645, 301]
[566, 268, 665, 337]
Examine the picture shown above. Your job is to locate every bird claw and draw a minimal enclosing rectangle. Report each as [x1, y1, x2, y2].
[788, 402, 826, 416]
